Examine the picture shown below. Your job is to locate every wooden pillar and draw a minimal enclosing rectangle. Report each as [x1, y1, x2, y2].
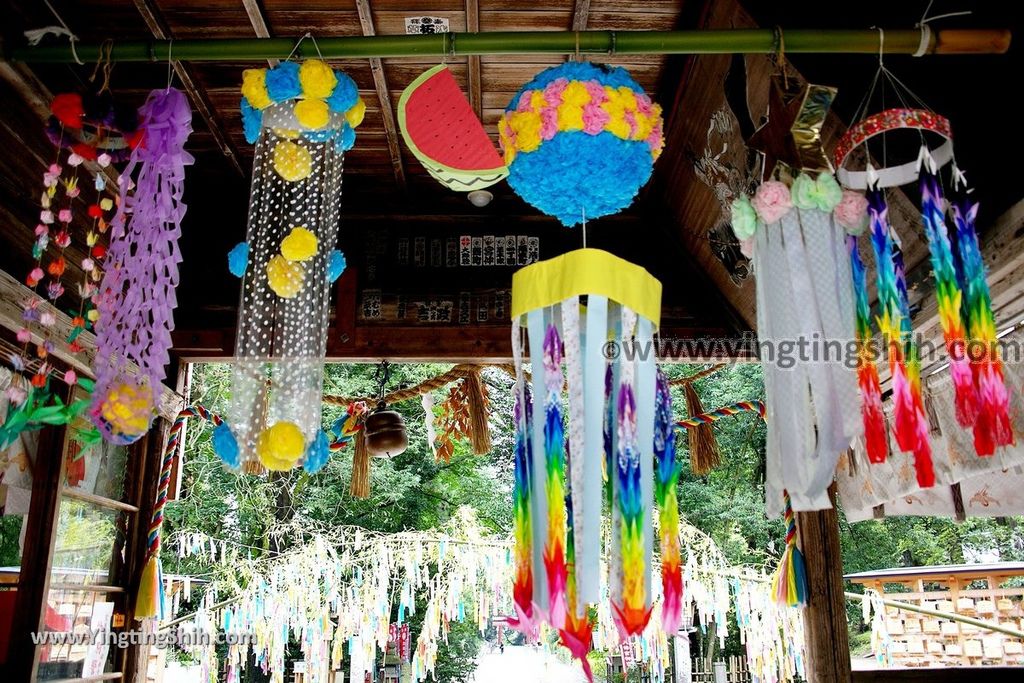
[8, 422, 68, 681]
[795, 485, 852, 683]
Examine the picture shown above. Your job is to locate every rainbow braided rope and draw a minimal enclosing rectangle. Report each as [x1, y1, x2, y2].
[510, 383, 537, 637]
[952, 194, 1014, 455]
[770, 491, 808, 608]
[674, 400, 765, 428]
[848, 235, 889, 463]
[868, 190, 934, 487]
[559, 468, 594, 682]
[920, 171, 976, 427]
[136, 405, 223, 619]
[542, 323, 569, 630]
[654, 371, 682, 635]
[611, 381, 652, 637]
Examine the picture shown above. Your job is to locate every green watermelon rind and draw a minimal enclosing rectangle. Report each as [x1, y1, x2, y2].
[398, 65, 509, 191]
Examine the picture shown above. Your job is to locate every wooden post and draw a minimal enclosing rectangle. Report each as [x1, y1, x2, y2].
[795, 485, 852, 683]
[8, 421, 68, 681]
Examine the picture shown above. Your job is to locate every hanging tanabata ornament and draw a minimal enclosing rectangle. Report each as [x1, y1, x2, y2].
[498, 62, 664, 226]
[734, 74, 862, 516]
[226, 59, 365, 472]
[91, 88, 192, 444]
[510, 248, 678, 679]
[398, 65, 508, 191]
[836, 87, 1013, 464]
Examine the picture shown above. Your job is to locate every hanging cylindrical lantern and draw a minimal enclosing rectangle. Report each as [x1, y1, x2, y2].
[509, 248, 674, 678]
[226, 59, 365, 472]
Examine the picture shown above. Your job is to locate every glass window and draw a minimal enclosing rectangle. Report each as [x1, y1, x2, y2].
[36, 588, 117, 681]
[62, 400, 128, 502]
[50, 498, 126, 588]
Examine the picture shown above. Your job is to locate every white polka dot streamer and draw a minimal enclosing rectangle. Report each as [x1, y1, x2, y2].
[228, 101, 347, 470]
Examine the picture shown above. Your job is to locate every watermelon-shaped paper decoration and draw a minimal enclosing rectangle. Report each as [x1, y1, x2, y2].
[398, 65, 508, 192]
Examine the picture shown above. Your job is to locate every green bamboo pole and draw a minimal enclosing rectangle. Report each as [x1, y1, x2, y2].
[3, 28, 1011, 63]
[845, 591, 1024, 639]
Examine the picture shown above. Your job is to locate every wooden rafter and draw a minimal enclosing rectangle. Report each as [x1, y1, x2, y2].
[355, 0, 408, 192]
[572, 0, 591, 31]
[241, 0, 279, 66]
[465, 0, 482, 119]
[132, 0, 244, 176]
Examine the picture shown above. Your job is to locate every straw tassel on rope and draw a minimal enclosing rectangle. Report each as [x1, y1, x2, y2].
[350, 428, 370, 499]
[682, 380, 720, 475]
[464, 369, 492, 455]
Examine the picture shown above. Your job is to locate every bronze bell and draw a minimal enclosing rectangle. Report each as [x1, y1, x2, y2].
[363, 408, 408, 458]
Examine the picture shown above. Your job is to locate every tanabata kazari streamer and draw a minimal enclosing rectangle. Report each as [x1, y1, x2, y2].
[510, 248, 664, 679]
[731, 173, 862, 516]
[91, 88, 193, 444]
[846, 233, 888, 463]
[227, 60, 365, 472]
[654, 371, 682, 634]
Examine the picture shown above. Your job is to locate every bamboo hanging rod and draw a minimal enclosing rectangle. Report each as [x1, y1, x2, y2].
[4, 28, 1011, 63]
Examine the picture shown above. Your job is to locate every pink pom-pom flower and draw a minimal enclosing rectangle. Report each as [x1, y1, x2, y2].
[751, 180, 793, 224]
[834, 190, 869, 235]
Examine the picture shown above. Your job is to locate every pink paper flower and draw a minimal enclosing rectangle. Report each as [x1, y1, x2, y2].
[16, 328, 31, 343]
[40, 311, 56, 327]
[29, 267, 44, 283]
[834, 190, 869, 235]
[81, 257, 95, 271]
[740, 238, 755, 259]
[63, 369, 77, 385]
[5, 385, 27, 406]
[751, 180, 792, 224]
[40, 210, 54, 224]
[68, 153, 84, 167]
[58, 209, 72, 223]
[97, 153, 112, 168]
[48, 163, 61, 175]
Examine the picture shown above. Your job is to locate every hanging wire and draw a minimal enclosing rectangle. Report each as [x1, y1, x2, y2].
[25, 0, 84, 65]
[165, 38, 175, 92]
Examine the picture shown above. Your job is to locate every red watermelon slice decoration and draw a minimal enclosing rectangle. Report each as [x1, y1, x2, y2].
[398, 65, 508, 192]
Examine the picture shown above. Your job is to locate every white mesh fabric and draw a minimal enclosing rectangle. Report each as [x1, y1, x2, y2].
[228, 102, 346, 466]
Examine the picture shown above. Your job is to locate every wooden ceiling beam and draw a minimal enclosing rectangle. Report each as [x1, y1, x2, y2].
[355, 0, 408, 193]
[465, 0, 482, 119]
[240, 0, 279, 66]
[572, 0, 592, 31]
[132, 0, 245, 176]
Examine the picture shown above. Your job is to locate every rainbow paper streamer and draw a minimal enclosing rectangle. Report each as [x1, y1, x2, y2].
[674, 400, 765, 428]
[611, 382, 652, 637]
[542, 323, 569, 630]
[920, 171, 976, 427]
[867, 190, 934, 487]
[771, 491, 807, 608]
[559, 471, 594, 681]
[510, 383, 537, 636]
[951, 193, 1014, 455]
[654, 371, 682, 635]
[847, 235, 889, 463]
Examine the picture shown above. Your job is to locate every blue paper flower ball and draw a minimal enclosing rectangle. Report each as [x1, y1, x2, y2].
[326, 249, 347, 282]
[266, 61, 302, 102]
[327, 72, 359, 113]
[303, 431, 330, 474]
[241, 98, 262, 144]
[334, 123, 356, 153]
[212, 422, 240, 468]
[228, 241, 249, 277]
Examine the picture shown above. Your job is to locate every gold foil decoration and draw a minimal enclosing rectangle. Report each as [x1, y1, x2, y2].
[747, 74, 837, 177]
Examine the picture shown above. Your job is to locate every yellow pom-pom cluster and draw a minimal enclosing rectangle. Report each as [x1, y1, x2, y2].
[273, 140, 312, 182]
[256, 421, 305, 471]
[266, 254, 305, 298]
[299, 60, 338, 99]
[497, 81, 664, 166]
[345, 99, 366, 129]
[98, 381, 154, 439]
[241, 69, 272, 110]
[280, 227, 318, 262]
[294, 99, 329, 130]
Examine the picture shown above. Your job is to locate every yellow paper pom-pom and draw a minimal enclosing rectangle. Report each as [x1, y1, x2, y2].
[556, 104, 584, 131]
[266, 254, 305, 298]
[561, 81, 591, 107]
[272, 140, 312, 182]
[509, 112, 542, 153]
[242, 69, 272, 110]
[345, 98, 366, 129]
[299, 60, 338, 99]
[294, 99, 330, 130]
[256, 421, 305, 471]
[272, 127, 300, 140]
[280, 226, 318, 262]
[99, 381, 154, 438]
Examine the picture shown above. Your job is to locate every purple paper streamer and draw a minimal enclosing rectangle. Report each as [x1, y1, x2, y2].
[91, 88, 193, 443]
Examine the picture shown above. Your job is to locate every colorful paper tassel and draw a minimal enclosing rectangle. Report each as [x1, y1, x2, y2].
[654, 371, 682, 634]
[951, 193, 1014, 455]
[920, 170, 976, 427]
[867, 190, 934, 487]
[559, 460, 594, 681]
[542, 324, 569, 630]
[770, 491, 807, 608]
[847, 235, 889, 463]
